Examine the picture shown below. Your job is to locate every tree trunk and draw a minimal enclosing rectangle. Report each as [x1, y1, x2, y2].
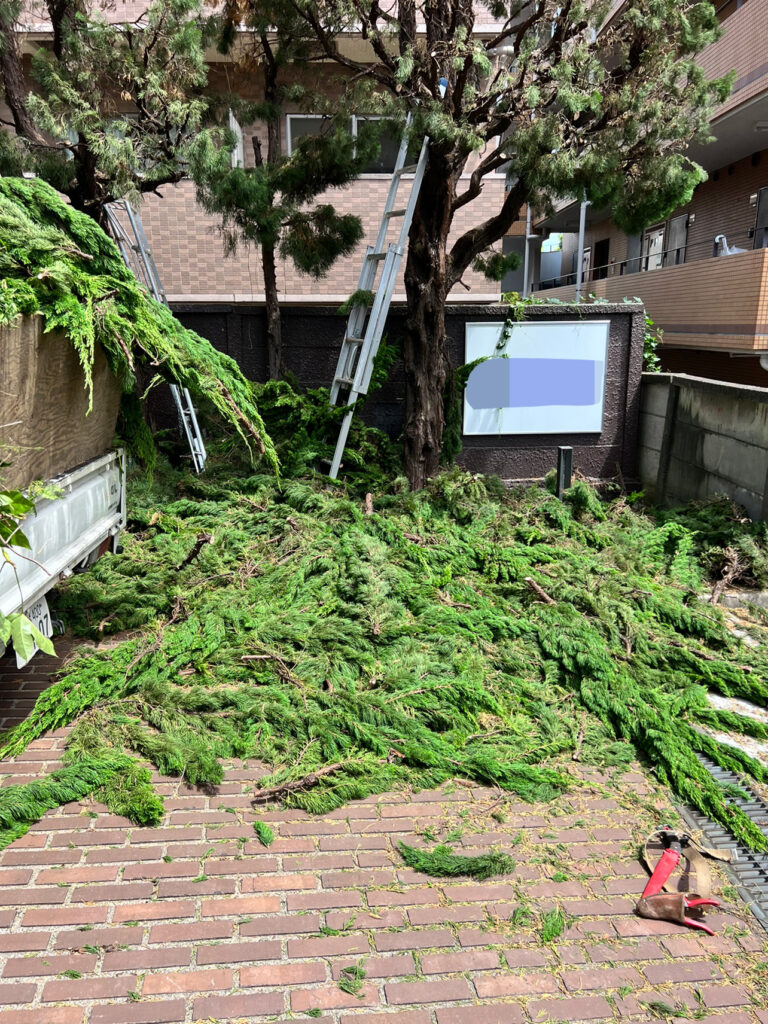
[402, 155, 454, 491]
[0, 9, 46, 144]
[261, 239, 283, 380]
[256, 44, 284, 380]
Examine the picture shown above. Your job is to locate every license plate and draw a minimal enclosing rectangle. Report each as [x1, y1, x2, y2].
[15, 595, 53, 669]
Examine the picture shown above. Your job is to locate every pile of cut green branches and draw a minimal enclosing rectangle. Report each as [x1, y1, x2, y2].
[1, 455, 768, 851]
[0, 177, 275, 471]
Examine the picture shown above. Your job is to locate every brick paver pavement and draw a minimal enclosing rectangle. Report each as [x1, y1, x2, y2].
[0, 644, 766, 1024]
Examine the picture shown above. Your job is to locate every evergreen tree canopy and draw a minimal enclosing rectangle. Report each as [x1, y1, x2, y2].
[241, 0, 732, 487]
[0, 0, 221, 215]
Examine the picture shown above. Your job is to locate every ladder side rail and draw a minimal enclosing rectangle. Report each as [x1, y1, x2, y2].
[372, 122, 413, 254]
[353, 247, 402, 394]
[181, 387, 208, 467]
[396, 137, 430, 250]
[123, 202, 167, 304]
[330, 245, 385, 401]
[170, 384, 205, 474]
[328, 406, 357, 479]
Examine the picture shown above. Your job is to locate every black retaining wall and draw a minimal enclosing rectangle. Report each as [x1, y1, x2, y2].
[171, 302, 645, 480]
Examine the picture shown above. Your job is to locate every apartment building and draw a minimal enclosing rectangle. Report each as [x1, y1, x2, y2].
[532, 0, 768, 385]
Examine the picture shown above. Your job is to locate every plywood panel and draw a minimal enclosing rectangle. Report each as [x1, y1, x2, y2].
[0, 317, 121, 491]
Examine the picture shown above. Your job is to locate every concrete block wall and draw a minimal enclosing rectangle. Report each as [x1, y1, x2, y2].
[639, 372, 768, 520]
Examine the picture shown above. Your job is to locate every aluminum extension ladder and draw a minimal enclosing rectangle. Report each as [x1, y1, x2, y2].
[103, 200, 208, 474]
[327, 118, 429, 478]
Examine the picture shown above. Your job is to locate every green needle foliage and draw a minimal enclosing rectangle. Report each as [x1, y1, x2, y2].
[253, 821, 275, 847]
[0, 177, 276, 472]
[1, 452, 768, 851]
[398, 842, 515, 881]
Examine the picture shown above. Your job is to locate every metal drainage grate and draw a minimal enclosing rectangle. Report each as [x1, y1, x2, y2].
[675, 755, 768, 932]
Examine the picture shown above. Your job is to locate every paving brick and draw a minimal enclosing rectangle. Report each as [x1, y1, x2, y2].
[321, 869, 396, 888]
[193, 992, 285, 1019]
[422, 950, 500, 974]
[37, 865, 117, 885]
[0, 1009, 84, 1024]
[0, 933, 51, 953]
[72, 881, 154, 902]
[504, 949, 549, 968]
[242, 961, 327, 987]
[130, 827, 203, 843]
[240, 913, 321, 937]
[375, 928, 455, 952]
[527, 995, 613, 1021]
[111, 900, 195, 924]
[149, 920, 233, 944]
[563, 966, 643, 991]
[156, 877, 237, 898]
[21, 905, 108, 927]
[55, 927, 143, 950]
[3, 952, 98, 978]
[0, 985, 36, 1006]
[436, 1007, 524, 1024]
[143, 968, 234, 994]
[197, 940, 281, 965]
[289, 934, 369, 959]
[644, 961, 722, 984]
[291, 984, 380, 1011]
[242, 872, 317, 892]
[42, 975, 139, 1001]
[340, 1013, 430, 1024]
[326, 910, 406, 931]
[102, 947, 191, 971]
[90, 1001, 186, 1024]
[386, 979, 473, 1004]
[318, 835, 388, 852]
[287, 890, 364, 911]
[475, 972, 560, 998]
[586, 940, 665, 963]
[332, 955, 415, 980]
[699, 985, 751, 1008]
[201, 895, 281, 917]
[0, 887, 67, 906]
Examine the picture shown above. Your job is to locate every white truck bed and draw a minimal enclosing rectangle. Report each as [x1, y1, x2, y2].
[0, 451, 126, 649]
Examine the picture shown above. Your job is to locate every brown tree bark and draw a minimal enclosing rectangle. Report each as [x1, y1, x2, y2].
[402, 149, 455, 490]
[256, 34, 284, 380]
[0, 8, 46, 144]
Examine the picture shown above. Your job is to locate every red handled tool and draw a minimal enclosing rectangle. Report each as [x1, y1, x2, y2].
[636, 826, 720, 935]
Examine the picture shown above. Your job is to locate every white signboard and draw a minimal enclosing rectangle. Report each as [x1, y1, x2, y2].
[463, 320, 610, 436]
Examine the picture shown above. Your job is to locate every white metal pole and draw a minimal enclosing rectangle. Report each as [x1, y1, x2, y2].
[575, 200, 588, 302]
[522, 206, 532, 298]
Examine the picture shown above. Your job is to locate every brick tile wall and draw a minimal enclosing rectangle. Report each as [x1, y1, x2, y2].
[141, 176, 506, 303]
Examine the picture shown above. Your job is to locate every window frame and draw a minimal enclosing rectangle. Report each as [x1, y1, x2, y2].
[284, 113, 411, 177]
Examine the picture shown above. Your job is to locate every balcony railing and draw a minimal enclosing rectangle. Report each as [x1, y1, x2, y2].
[532, 247, 768, 353]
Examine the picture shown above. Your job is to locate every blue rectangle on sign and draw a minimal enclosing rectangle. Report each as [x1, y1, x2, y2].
[465, 358, 599, 409]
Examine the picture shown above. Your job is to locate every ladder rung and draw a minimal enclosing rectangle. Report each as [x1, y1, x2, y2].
[385, 209, 407, 219]
[345, 336, 365, 346]
[335, 376, 355, 386]
[365, 252, 387, 261]
[395, 164, 418, 176]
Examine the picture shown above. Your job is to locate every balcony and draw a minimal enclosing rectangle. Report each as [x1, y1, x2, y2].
[699, 0, 768, 119]
[533, 246, 768, 353]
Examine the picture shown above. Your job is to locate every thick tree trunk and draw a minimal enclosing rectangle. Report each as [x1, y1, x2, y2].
[257, 45, 284, 380]
[402, 155, 454, 491]
[0, 10, 46, 144]
[261, 240, 283, 381]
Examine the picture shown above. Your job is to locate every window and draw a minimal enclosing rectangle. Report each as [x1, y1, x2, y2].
[285, 114, 412, 174]
[642, 225, 665, 271]
[229, 110, 244, 169]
